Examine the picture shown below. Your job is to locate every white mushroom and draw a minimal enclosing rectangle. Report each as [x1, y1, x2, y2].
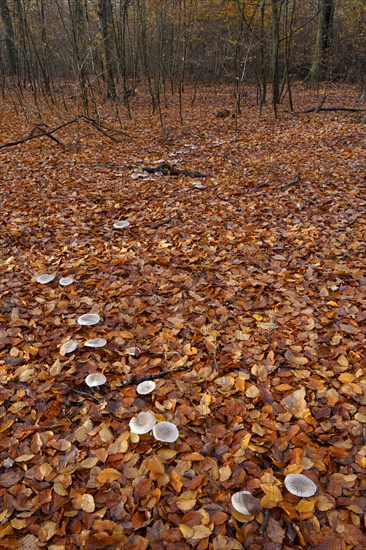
[113, 220, 130, 229]
[61, 340, 78, 354]
[284, 474, 317, 497]
[136, 380, 156, 395]
[152, 421, 179, 443]
[77, 314, 100, 326]
[59, 276, 74, 286]
[231, 491, 253, 515]
[85, 373, 107, 388]
[129, 412, 156, 434]
[37, 274, 55, 284]
[125, 346, 141, 357]
[193, 181, 204, 189]
[84, 338, 107, 348]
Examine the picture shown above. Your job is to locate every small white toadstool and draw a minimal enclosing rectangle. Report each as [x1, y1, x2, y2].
[84, 338, 107, 348]
[152, 421, 179, 443]
[129, 412, 156, 434]
[231, 491, 253, 515]
[284, 474, 317, 497]
[125, 346, 141, 357]
[113, 220, 130, 229]
[77, 314, 100, 326]
[37, 274, 55, 284]
[85, 373, 107, 388]
[136, 380, 156, 395]
[60, 276, 74, 286]
[193, 181, 204, 189]
[61, 340, 78, 354]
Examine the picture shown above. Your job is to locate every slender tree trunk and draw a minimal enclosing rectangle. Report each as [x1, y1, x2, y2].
[271, 0, 281, 113]
[98, 0, 116, 99]
[0, 0, 18, 75]
[70, 0, 89, 110]
[308, 0, 335, 81]
[38, 0, 51, 94]
[258, 0, 267, 114]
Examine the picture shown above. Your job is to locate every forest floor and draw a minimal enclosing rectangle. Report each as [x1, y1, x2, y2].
[0, 83, 365, 550]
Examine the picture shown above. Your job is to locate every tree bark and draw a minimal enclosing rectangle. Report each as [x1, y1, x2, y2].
[70, 0, 89, 108]
[0, 0, 18, 75]
[271, 0, 281, 112]
[97, 0, 116, 99]
[308, 0, 335, 81]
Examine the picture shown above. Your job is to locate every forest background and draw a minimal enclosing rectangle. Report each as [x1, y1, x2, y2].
[0, 0, 365, 114]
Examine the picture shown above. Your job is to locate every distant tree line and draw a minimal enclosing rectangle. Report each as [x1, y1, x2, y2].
[0, 0, 364, 109]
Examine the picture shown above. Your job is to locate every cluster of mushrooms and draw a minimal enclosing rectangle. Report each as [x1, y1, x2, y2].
[231, 473, 317, 520]
[37, 271, 180, 444]
[129, 381, 179, 443]
[37, 265, 317, 516]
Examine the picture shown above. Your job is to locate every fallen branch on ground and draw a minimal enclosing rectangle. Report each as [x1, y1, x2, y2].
[300, 96, 366, 114]
[0, 116, 127, 150]
[280, 171, 301, 190]
[142, 162, 210, 178]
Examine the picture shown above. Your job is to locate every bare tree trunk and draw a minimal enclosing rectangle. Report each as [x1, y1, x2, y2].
[0, 0, 18, 75]
[98, 0, 116, 99]
[70, 0, 89, 110]
[282, 0, 296, 111]
[271, 0, 281, 114]
[308, 0, 335, 81]
[258, 0, 267, 114]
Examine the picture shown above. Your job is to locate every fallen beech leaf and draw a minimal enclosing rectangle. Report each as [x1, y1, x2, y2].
[179, 524, 194, 539]
[81, 493, 95, 513]
[10, 519, 27, 530]
[260, 484, 283, 508]
[295, 497, 316, 513]
[191, 525, 213, 539]
[75, 419, 94, 442]
[147, 455, 165, 475]
[281, 387, 308, 418]
[316, 495, 335, 511]
[15, 454, 35, 462]
[39, 521, 57, 542]
[18, 534, 39, 549]
[96, 468, 121, 485]
[176, 491, 197, 511]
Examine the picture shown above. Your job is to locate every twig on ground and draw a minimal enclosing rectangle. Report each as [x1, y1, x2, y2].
[280, 172, 301, 190]
[151, 216, 177, 229]
[299, 96, 365, 114]
[68, 387, 103, 403]
[259, 509, 270, 534]
[0, 115, 126, 150]
[142, 162, 210, 178]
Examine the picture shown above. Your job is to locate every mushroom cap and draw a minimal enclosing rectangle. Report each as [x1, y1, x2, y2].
[284, 474, 317, 497]
[84, 338, 107, 348]
[77, 314, 100, 326]
[125, 346, 141, 357]
[60, 276, 74, 286]
[61, 340, 78, 354]
[113, 220, 130, 229]
[231, 491, 253, 515]
[153, 421, 179, 443]
[136, 380, 156, 395]
[85, 373, 107, 388]
[129, 412, 156, 434]
[37, 273, 55, 284]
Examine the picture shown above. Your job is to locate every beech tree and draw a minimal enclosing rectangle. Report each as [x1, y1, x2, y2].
[98, 0, 116, 99]
[0, 0, 18, 75]
[308, 0, 335, 81]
